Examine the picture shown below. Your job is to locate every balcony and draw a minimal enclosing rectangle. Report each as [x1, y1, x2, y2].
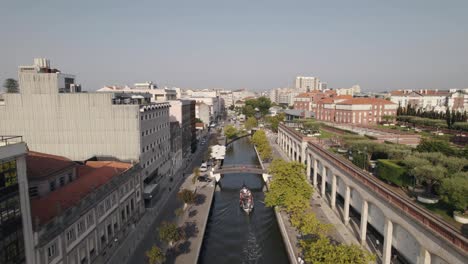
[0, 136, 23, 147]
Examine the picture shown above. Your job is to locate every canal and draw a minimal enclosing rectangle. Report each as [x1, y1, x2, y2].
[198, 137, 288, 264]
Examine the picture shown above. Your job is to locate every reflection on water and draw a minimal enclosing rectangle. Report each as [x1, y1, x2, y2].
[198, 138, 288, 264]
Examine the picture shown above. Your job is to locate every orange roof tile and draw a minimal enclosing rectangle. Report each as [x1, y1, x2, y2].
[339, 98, 396, 105]
[31, 161, 132, 226]
[27, 151, 76, 180]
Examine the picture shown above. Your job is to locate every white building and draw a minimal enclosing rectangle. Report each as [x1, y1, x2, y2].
[390, 89, 453, 112]
[98, 82, 177, 102]
[294, 76, 320, 91]
[195, 102, 211, 126]
[169, 100, 196, 160]
[336, 85, 361, 96]
[219, 90, 234, 108]
[0, 59, 172, 205]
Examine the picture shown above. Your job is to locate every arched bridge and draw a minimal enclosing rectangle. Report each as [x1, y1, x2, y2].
[225, 132, 252, 146]
[213, 164, 266, 175]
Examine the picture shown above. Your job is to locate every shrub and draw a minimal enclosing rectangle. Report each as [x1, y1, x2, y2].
[376, 160, 410, 186]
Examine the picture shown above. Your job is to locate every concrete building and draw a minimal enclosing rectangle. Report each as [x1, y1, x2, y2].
[0, 59, 172, 206]
[0, 136, 35, 264]
[98, 82, 177, 102]
[186, 96, 222, 122]
[335, 85, 361, 96]
[28, 151, 143, 264]
[389, 89, 468, 113]
[294, 76, 320, 91]
[169, 100, 196, 160]
[219, 90, 233, 108]
[169, 122, 183, 176]
[195, 102, 211, 126]
[232, 89, 256, 103]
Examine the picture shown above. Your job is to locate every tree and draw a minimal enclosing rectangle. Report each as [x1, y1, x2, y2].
[159, 222, 183, 247]
[224, 125, 238, 139]
[290, 211, 331, 237]
[177, 189, 196, 209]
[244, 117, 258, 130]
[301, 237, 375, 264]
[440, 173, 468, 213]
[3, 78, 18, 93]
[242, 105, 256, 117]
[146, 245, 165, 264]
[412, 165, 447, 194]
[446, 108, 452, 128]
[192, 167, 201, 184]
[416, 139, 456, 156]
[265, 160, 313, 210]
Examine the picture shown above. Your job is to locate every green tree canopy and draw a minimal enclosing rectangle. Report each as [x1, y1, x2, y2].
[440, 172, 468, 212]
[244, 117, 258, 130]
[301, 237, 375, 264]
[265, 160, 312, 209]
[224, 125, 238, 139]
[159, 222, 184, 246]
[3, 78, 19, 93]
[265, 112, 285, 132]
[177, 189, 197, 205]
[416, 139, 457, 156]
[242, 105, 256, 117]
[146, 245, 165, 264]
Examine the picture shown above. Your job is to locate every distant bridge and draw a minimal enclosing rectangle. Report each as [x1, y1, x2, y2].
[213, 164, 266, 175]
[225, 132, 252, 146]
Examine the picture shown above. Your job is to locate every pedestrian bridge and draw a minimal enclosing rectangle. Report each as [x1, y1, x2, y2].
[213, 164, 266, 175]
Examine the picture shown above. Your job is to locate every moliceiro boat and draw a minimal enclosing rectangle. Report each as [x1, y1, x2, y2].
[239, 185, 254, 214]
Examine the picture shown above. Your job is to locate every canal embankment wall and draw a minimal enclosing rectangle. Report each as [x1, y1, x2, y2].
[192, 185, 215, 264]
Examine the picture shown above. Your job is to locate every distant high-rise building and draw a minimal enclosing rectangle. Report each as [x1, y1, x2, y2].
[294, 76, 320, 91]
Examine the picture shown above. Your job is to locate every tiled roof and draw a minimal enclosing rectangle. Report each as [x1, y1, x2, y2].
[339, 98, 396, 105]
[31, 161, 132, 226]
[317, 98, 335, 104]
[332, 95, 353, 99]
[27, 151, 76, 180]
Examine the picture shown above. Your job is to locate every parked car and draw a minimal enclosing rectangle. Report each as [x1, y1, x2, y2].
[197, 176, 212, 182]
[200, 163, 208, 172]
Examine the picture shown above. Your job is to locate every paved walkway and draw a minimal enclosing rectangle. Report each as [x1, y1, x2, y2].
[172, 181, 215, 264]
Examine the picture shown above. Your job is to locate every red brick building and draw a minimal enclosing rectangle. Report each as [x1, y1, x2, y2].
[315, 98, 397, 125]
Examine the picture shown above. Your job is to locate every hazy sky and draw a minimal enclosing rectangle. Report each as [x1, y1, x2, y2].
[1, 0, 467, 92]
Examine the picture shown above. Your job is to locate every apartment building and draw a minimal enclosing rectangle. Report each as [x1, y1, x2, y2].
[195, 102, 211, 126]
[388, 89, 468, 112]
[0, 136, 35, 264]
[28, 151, 143, 264]
[0, 59, 172, 206]
[169, 100, 197, 159]
[294, 76, 320, 91]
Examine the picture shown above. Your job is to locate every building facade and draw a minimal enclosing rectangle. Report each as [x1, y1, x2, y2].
[315, 98, 397, 125]
[169, 100, 196, 160]
[0, 136, 35, 264]
[28, 152, 143, 264]
[98, 83, 177, 102]
[0, 59, 172, 205]
[294, 76, 320, 91]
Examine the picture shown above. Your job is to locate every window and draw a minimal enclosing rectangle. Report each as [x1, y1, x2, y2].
[66, 228, 76, 242]
[47, 243, 57, 258]
[29, 186, 39, 197]
[77, 220, 85, 234]
[59, 176, 65, 187]
[0, 160, 17, 188]
[87, 213, 94, 226]
[49, 180, 56, 191]
[68, 172, 73, 182]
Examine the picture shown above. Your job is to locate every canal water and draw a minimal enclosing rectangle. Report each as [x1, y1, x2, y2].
[199, 137, 288, 264]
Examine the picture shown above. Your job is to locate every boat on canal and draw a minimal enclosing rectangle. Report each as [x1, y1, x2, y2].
[240, 185, 254, 214]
